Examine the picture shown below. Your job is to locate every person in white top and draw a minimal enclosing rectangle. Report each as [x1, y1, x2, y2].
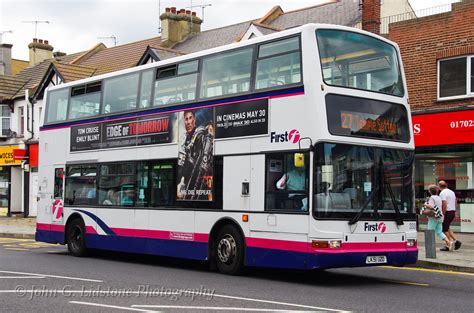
[423, 185, 453, 251]
[438, 180, 461, 251]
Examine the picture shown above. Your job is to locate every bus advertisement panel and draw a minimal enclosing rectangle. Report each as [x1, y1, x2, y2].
[177, 108, 214, 201]
[70, 113, 178, 151]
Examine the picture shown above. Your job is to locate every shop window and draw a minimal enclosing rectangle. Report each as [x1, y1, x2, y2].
[98, 163, 136, 207]
[65, 165, 97, 205]
[414, 145, 474, 233]
[0, 166, 9, 208]
[439, 56, 474, 99]
[265, 152, 309, 212]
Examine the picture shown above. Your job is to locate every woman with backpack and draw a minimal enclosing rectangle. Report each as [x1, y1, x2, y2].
[422, 184, 454, 251]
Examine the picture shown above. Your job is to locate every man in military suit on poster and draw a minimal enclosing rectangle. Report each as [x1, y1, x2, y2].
[177, 109, 214, 201]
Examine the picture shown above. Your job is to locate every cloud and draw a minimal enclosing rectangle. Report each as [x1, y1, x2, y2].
[2, 0, 324, 60]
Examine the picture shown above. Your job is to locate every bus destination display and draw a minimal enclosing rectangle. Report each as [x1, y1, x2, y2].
[340, 111, 397, 136]
[326, 94, 409, 142]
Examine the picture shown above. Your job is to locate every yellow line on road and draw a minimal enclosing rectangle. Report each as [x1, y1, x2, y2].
[5, 248, 28, 251]
[378, 279, 429, 287]
[1, 241, 33, 245]
[0, 237, 34, 241]
[19, 243, 54, 248]
[382, 266, 474, 277]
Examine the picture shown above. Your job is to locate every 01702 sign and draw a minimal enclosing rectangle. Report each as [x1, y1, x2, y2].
[412, 110, 474, 147]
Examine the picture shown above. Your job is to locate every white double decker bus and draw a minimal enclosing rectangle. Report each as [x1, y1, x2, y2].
[37, 24, 417, 274]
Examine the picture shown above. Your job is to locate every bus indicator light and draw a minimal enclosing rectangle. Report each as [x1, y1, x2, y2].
[242, 214, 248, 222]
[312, 240, 329, 248]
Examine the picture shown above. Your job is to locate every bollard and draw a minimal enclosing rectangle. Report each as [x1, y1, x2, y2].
[424, 229, 436, 259]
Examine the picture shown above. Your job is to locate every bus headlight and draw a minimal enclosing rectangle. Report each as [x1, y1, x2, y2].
[406, 239, 417, 247]
[329, 240, 342, 249]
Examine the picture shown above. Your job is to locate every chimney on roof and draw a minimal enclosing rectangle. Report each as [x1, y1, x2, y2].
[160, 7, 202, 48]
[0, 43, 13, 76]
[28, 38, 54, 65]
[362, 0, 381, 35]
[53, 51, 67, 58]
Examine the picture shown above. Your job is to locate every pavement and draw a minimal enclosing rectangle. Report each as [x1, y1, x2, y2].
[1, 216, 473, 273]
[0, 216, 37, 238]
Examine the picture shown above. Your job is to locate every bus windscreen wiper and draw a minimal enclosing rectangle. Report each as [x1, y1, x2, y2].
[384, 176, 404, 226]
[348, 185, 377, 226]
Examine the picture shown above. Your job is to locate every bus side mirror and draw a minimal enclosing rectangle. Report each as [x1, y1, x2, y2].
[294, 153, 304, 168]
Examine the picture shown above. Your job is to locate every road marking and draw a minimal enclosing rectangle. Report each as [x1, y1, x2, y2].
[382, 266, 474, 277]
[0, 238, 32, 243]
[19, 243, 55, 248]
[4, 248, 28, 251]
[378, 279, 429, 287]
[133, 305, 315, 312]
[0, 271, 103, 282]
[0, 289, 346, 312]
[202, 292, 348, 312]
[70, 301, 161, 312]
[0, 276, 45, 279]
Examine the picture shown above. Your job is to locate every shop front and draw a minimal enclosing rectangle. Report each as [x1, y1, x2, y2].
[0, 145, 22, 216]
[413, 109, 474, 233]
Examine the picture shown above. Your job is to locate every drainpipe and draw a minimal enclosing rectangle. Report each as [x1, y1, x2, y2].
[22, 90, 34, 217]
[24, 89, 33, 141]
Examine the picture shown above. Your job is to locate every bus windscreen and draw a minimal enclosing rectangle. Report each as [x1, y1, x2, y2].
[316, 29, 404, 97]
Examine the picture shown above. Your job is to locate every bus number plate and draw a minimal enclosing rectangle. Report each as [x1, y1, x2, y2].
[366, 256, 387, 264]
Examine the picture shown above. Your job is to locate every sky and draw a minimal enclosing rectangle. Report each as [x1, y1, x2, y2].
[0, 0, 461, 61]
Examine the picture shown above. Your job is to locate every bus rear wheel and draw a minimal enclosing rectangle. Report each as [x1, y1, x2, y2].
[214, 225, 244, 275]
[66, 218, 87, 257]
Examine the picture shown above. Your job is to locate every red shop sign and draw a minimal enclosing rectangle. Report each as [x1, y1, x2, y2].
[412, 110, 474, 147]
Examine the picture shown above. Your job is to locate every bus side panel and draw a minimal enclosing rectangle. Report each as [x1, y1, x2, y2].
[146, 210, 207, 260]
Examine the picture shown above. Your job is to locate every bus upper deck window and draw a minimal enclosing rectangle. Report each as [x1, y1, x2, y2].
[103, 73, 140, 114]
[154, 61, 199, 106]
[255, 37, 302, 90]
[45, 88, 69, 123]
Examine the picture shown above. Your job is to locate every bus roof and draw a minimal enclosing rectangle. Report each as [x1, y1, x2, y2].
[45, 23, 399, 93]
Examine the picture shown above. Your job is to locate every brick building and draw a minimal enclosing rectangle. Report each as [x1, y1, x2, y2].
[389, 0, 474, 233]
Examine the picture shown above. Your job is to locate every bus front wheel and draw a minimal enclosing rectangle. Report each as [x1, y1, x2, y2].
[66, 218, 87, 257]
[214, 225, 244, 275]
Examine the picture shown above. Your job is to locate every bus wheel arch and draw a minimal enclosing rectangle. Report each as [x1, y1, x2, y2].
[208, 218, 246, 275]
[65, 213, 88, 257]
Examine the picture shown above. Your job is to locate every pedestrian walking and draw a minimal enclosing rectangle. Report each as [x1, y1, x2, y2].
[422, 184, 453, 251]
[438, 180, 462, 251]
